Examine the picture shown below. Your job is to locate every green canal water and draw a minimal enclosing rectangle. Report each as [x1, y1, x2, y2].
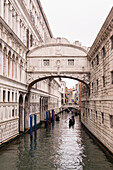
[0, 112, 113, 170]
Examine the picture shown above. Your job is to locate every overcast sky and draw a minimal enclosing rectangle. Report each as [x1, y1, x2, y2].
[41, 0, 113, 88]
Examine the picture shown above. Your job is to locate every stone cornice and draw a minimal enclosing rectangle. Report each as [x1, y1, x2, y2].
[28, 43, 88, 56]
[27, 55, 88, 58]
[16, 0, 43, 42]
[88, 7, 113, 60]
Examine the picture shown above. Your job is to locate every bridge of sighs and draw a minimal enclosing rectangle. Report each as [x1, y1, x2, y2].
[27, 38, 90, 90]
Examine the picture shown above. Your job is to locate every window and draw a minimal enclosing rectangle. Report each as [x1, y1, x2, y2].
[30, 34, 33, 47]
[102, 47, 105, 58]
[68, 59, 74, 66]
[12, 109, 14, 117]
[91, 61, 93, 68]
[111, 71, 113, 84]
[101, 112, 104, 124]
[8, 91, 10, 102]
[12, 92, 14, 102]
[96, 54, 99, 65]
[110, 35, 113, 50]
[3, 90, 6, 102]
[96, 111, 97, 119]
[43, 60, 49, 66]
[92, 82, 93, 93]
[102, 76, 105, 87]
[26, 29, 29, 48]
[109, 115, 113, 128]
[96, 79, 98, 90]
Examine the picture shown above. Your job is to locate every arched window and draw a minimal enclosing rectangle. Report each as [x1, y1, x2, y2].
[8, 51, 11, 77]
[15, 56, 18, 79]
[0, 43, 2, 51]
[3, 47, 7, 76]
[12, 54, 15, 79]
[96, 54, 99, 65]
[26, 29, 29, 48]
[20, 59, 23, 81]
[102, 47, 105, 58]
[30, 34, 33, 47]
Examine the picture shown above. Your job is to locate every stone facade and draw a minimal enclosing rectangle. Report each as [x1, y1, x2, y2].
[0, 0, 60, 144]
[61, 81, 66, 105]
[81, 7, 113, 154]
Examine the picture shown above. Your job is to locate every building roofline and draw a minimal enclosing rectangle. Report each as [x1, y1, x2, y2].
[37, 0, 53, 38]
[88, 7, 113, 58]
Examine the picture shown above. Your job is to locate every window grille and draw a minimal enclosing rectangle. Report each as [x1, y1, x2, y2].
[43, 60, 49, 66]
[109, 115, 113, 128]
[110, 35, 113, 50]
[68, 59, 74, 66]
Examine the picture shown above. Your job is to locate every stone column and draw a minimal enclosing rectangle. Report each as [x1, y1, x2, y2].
[6, 89, 8, 102]
[0, 46, 3, 75]
[9, 4, 13, 29]
[1, 88, 3, 102]
[13, 11, 17, 34]
[17, 15, 20, 38]
[5, 52, 8, 77]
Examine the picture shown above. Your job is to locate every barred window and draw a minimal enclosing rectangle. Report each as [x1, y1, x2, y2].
[96, 79, 98, 90]
[111, 71, 113, 84]
[101, 112, 104, 124]
[110, 35, 113, 50]
[102, 47, 105, 58]
[68, 59, 74, 66]
[43, 60, 49, 66]
[109, 115, 113, 128]
[102, 76, 105, 87]
[8, 91, 10, 102]
[91, 60, 93, 68]
[3, 90, 6, 102]
[96, 54, 99, 65]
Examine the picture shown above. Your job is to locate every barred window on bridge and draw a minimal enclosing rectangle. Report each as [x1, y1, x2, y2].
[68, 59, 74, 66]
[43, 60, 49, 66]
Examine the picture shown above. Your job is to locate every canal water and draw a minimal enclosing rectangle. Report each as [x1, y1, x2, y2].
[0, 112, 113, 170]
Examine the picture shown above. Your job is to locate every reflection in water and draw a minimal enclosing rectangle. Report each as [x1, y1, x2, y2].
[0, 112, 113, 170]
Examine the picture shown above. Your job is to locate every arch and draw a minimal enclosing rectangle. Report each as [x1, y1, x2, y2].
[19, 94, 24, 132]
[20, 59, 23, 81]
[15, 56, 18, 79]
[0, 43, 2, 51]
[24, 95, 29, 130]
[28, 75, 90, 91]
[8, 50, 11, 77]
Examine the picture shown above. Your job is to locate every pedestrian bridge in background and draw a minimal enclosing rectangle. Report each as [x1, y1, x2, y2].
[27, 38, 90, 90]
[61, 104, 80, 110]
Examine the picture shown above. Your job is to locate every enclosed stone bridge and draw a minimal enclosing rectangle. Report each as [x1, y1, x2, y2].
[27, 38, 90, 90]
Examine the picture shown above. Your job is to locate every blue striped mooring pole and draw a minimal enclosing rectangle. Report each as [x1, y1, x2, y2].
[48, 110, 50, 122]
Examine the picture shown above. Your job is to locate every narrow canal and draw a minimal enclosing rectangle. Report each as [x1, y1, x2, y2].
[0, 112, 113, 170]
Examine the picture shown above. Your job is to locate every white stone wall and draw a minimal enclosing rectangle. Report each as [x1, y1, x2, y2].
[0, 0, 58, 145]
[81, 8, 113, 154]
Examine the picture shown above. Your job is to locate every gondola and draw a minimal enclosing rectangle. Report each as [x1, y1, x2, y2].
[69, 115, 75, 127]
